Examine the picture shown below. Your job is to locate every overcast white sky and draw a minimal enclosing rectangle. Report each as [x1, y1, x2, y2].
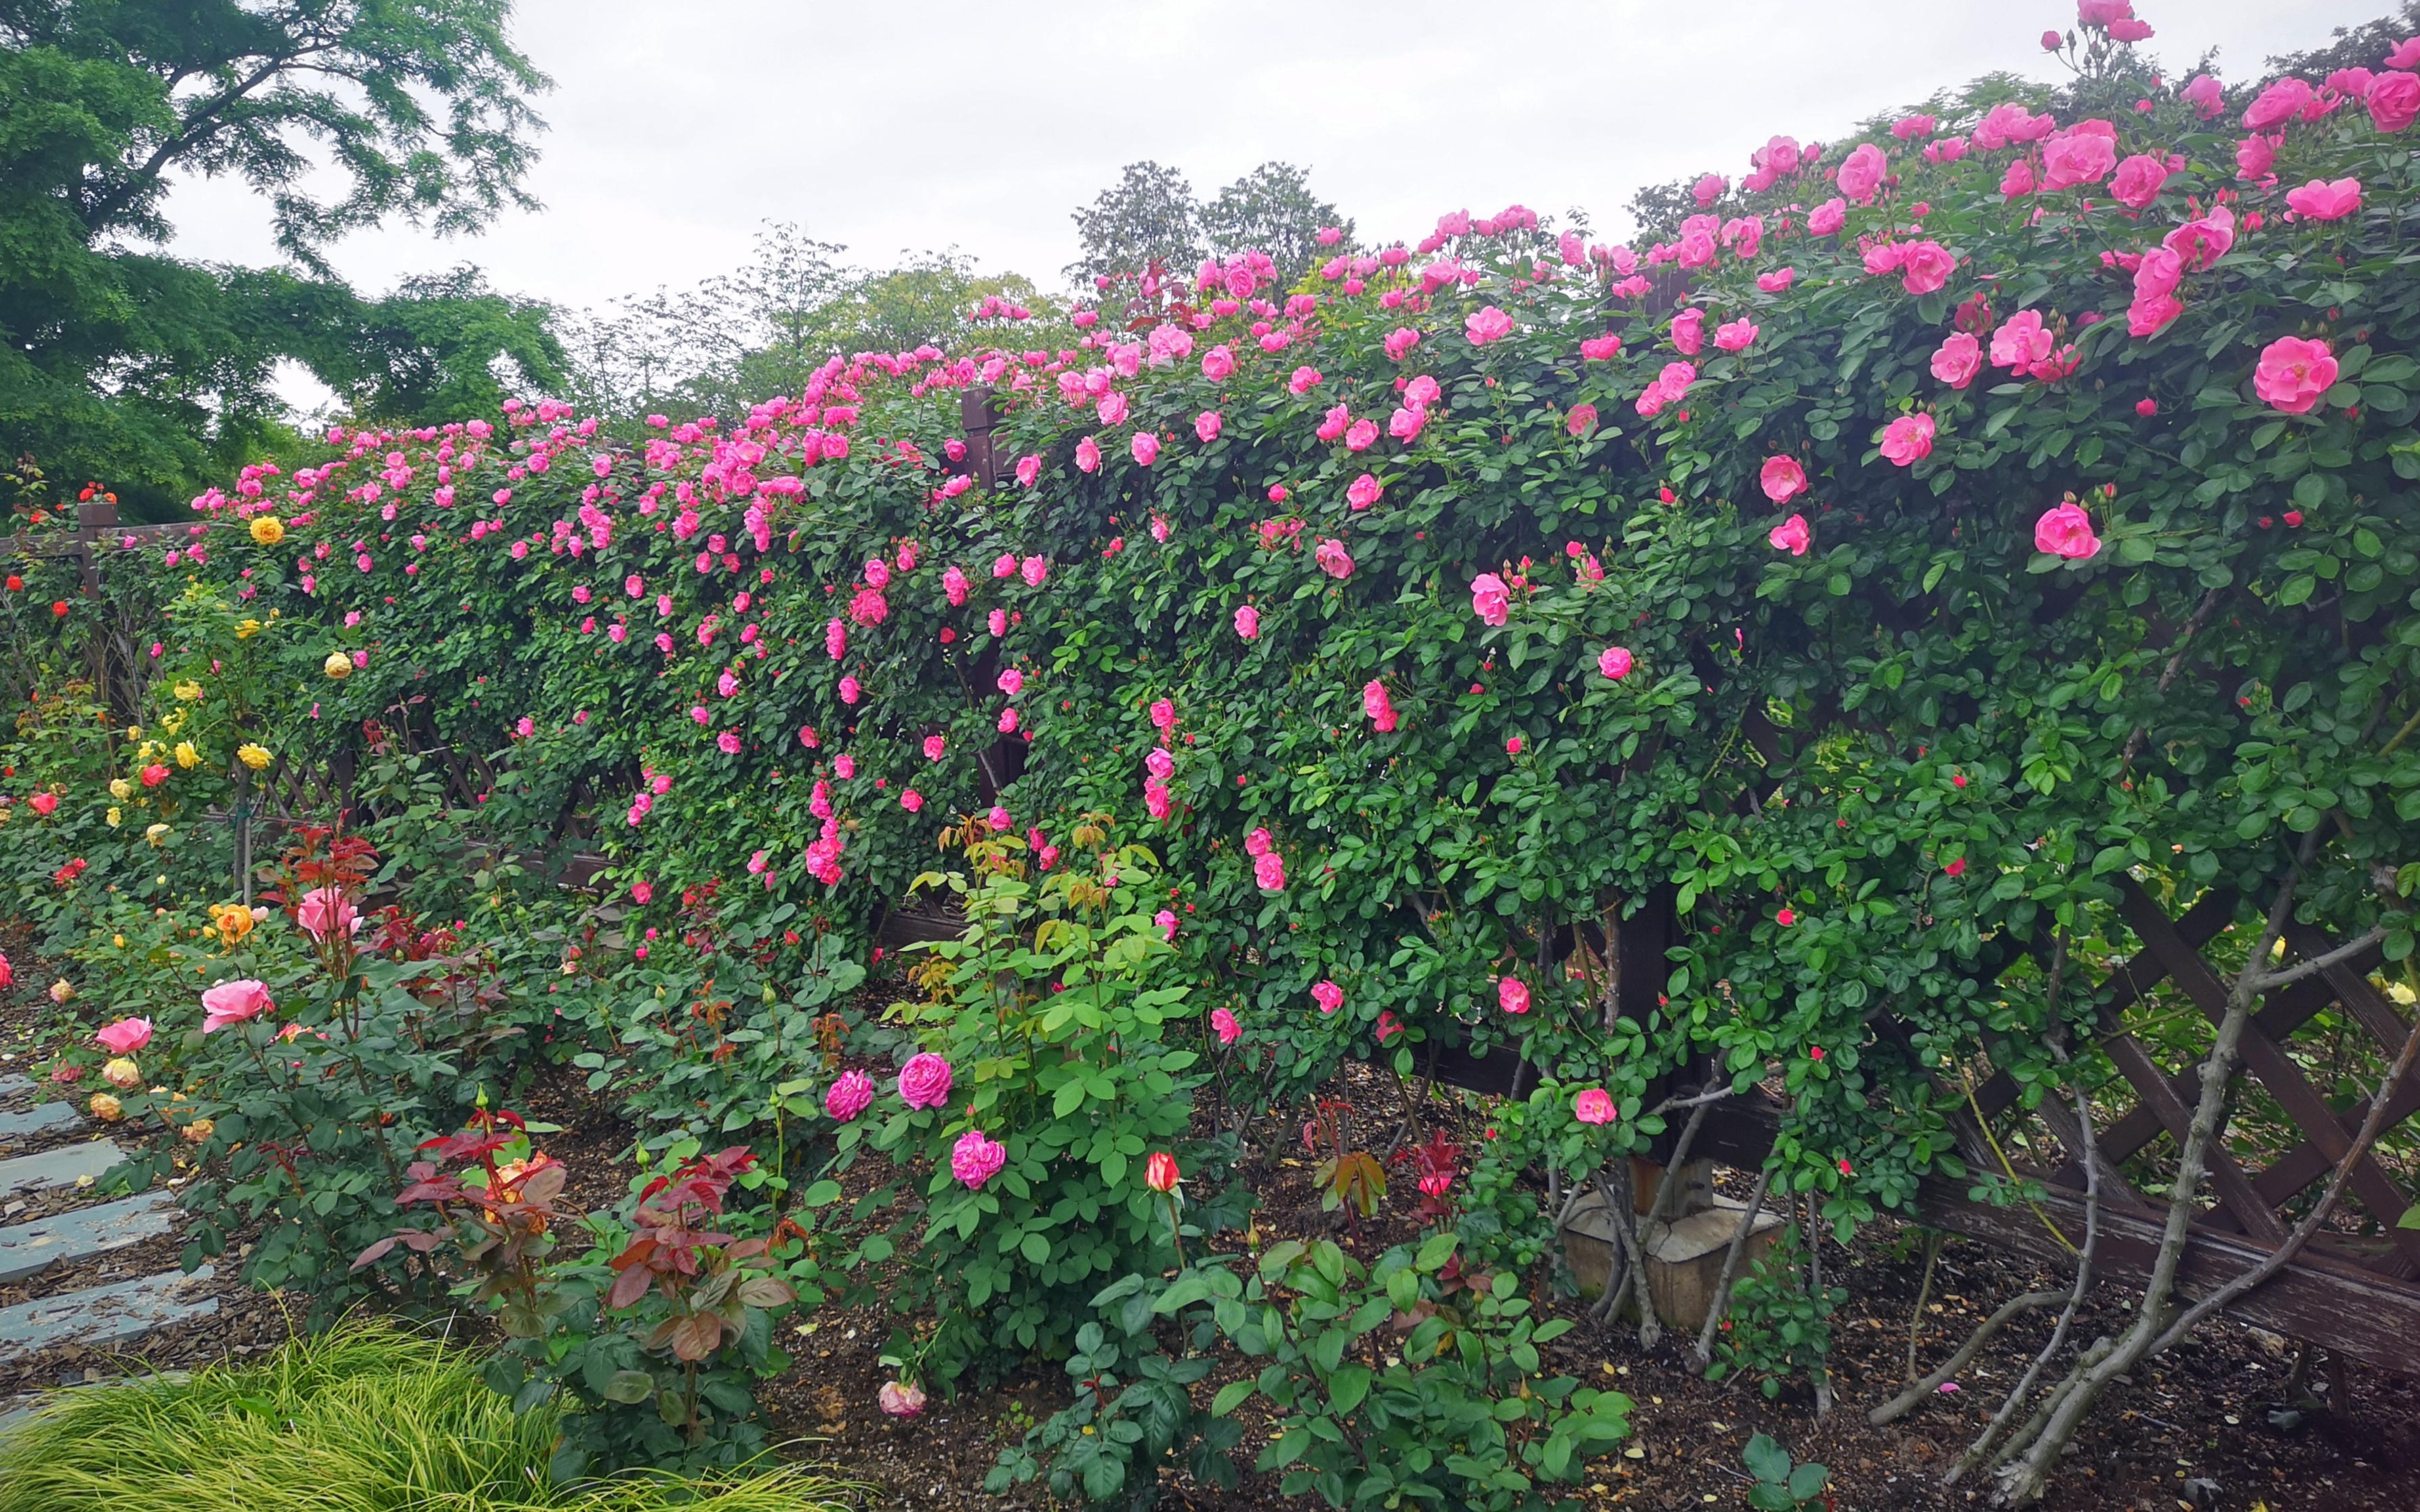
[159, 0, 2380, 319]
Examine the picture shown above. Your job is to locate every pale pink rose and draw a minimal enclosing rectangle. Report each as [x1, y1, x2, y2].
[825, 1071, 874, 1121]
[1574, 1088, 1617, 1124]
[1713, 319, 1758, 352]
[1315, 539, 1353, 579]
[1768, 514, 1811, 556]
[950, 1129, 1006, 1189]
[2235, 134, 2278, 183]
[2284, 178, 2361, 221]
[295, 886, 357, 942]
[2242, 78, 2312, 131]
[201, 979, 274, 1034]
[2034, 502, 2101, 560]
[1202, 345, 1236, 380]
[1598, 646, 1635, 680]
[879, 1381, 926, 1417]
[2253, 337, 2337, 414]
[1759, 455, 1808, 503]
[1931, 331, 1982, 388]
[1807, 198, 1847, 236]
[1470, 573, 1511, 626]
[1464, 306, 1514, 345]
[898, 1052, 954, 1109]
[96, 1017, 153, 1055]
[1879, 413, 1936, 466]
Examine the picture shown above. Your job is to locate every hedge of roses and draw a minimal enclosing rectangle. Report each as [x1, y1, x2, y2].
[9, 3, 2420, 1342]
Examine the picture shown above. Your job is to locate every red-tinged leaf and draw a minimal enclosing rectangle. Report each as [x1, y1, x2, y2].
[610, 1235, 658, 1271]
[735, 1276, 794, 1308]
[672, 1308, 723, 1362]
[607, 1261, 655, 1311]
[352, 1235, 401, 1269]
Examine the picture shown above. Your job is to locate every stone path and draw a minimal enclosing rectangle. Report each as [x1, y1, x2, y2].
[0, 1073, 218, 1429]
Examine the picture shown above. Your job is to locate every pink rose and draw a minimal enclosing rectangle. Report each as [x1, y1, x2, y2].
[2284, 178, 2361, 221]
[1574, 1088, 1617, 1125]
[2253, 337, 2337, 415]
[295, 886, 357, 942]
[1347, 473, 1384, 510]
[1768, 513, 1811, 556]
[2163, 205, 2235, 271]
[1311, 980, 1345, 1015]
[1898, 241, 1957, 295]
[1598, 646, 1634, 680]
[1254, 851, 1287, 891]
[879, 1381, 927, 1417]
[1835, 142, 1887, 204]
[1470, 573, 1511, 626]
[1670, 308, 1704, 355]
[1315, 539, 1353, 579]
[1211, 1007, 1241, 1045]
[1566, 403, 1599, 436]
[950, 1129, 1006, 1189]
[2361, 69, 2412, 132]
[1713, 319, 1758, 352]
[2040, 131, 2116, 190]
[898, 1051, 954, 1109]
[2234, 134, 2278, 183]
[2243, 78, 2314, 131]
[200, 979, 274, 1034]
[1130, 432, 1160, 466]
[1931, 331, 1982, 388]
[2034, 501, 2101, 560]
[1015, 455, 1042, 488]
[2109, 153, 2173, 209]
[1464, 306, 1514, 346]
[1233, 605, 1260, 640]
[1202, 344, 1236, 381]
[1879, 413, 1935, 466]
[1759, 455, 1808, 503]
[1195, 410, 1222, 443]
[825, 1071, 874, 1122]
[96, 1017, 153, 1055]
[1580, 334, 1623, 360]
[1808, 199, 1846, 239]
[1497, 976, 1530, 1015]
[28, 791, 58, 815]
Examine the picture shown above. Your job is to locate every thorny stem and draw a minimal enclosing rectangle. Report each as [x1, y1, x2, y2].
[1691, 1160, 1777, 1372]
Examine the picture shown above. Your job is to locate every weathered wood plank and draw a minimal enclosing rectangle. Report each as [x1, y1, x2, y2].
[0, 1141, 125, 1199]
[0, 1267, 218, 1365]
[0, 1191, 177, 1284]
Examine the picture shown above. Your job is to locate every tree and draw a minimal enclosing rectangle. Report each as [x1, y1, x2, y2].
[1202, 161, 1349, 285]
[0, 0, 557, 514]
[1065, 161, 1204, 288]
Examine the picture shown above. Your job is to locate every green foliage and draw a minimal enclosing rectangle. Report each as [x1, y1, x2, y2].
[1706, 1229, 1843, 1400]
[1068, 158, 1350, 287]
[1202, 1235, 1633, 1510]
[0, 1320, 867, 1512]
[1742, 1433, 1832, 1511]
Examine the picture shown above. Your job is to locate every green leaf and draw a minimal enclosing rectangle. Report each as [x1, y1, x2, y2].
[1211, 1380, 1256, 1416]
[1328, 1363, 1372, 1416]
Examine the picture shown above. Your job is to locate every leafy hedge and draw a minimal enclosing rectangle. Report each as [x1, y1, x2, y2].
[9, 0, 2420, 1357]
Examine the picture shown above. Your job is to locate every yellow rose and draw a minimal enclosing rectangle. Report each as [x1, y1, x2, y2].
[88, 1094, 124, 1123]
[212, 903, 254, 944]
[236, 619, 262, 640]
[49, 980, 75, 1004]
[173, 741, 199, 769]
[2393, 982, 2417, 1008]
[102, 1057, 142, 1090]
[137, 740, 157, 760]
[106, 806, 122, 827]
[324, 651, 354, 680]
[125, 724, 142, 739]
[108, 778, 132, 800]
[248, 516, 285, 546]
[146, 822, 170, 846]
[237, 743, 272, 770]
[182, 1117, 215, 1144]
[173, 680, 203, 701]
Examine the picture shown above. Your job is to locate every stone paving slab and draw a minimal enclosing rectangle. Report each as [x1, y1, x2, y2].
[0, 1103, 79, 1147]
[0, 1141, 125, 1200]
[0, 1074, 30, 1104]
[0, 1191, 178, 1284]
[0, 1266, 218, 1365]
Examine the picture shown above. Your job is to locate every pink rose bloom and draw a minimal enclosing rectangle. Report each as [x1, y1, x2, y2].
[2253, 337, 2337, 414]
[879, 1381, 927, 1418]
[295, 886, 356, 942]
[2110, 153, 2172, 208]
[1923, 136, 1970, 165]
[2242, 78, 2313, 131]
[1567, 403, 1599, 436]
[1344, 419, 1379, 451]
[2000, 158, 2036, 201]
[838, 675, 861, 705]
[1759, 455, 1809, 503]
[1131, 432, 1160, 466]
[1311, 980, 1345, 1015]
[951, 1129, 1007, 1189]
[2163, 205, 2235, 270]
[1470, 573, 1511, 626]
[28, 792, 58, 815]
[2181, 74, 2224, 119]
[1931, 331, 1982, 388]
[1464, 306, 1514, 345]
[1202, 345, 1236, 380]
[1713, 319, 1758, 352]
[1315, 539, 1353, 579]
[1152, 698, 1177, 732]
[1015, 455, 1042, 487]
[1211, 1007, 1241, 1045]
[2133, 246, 2183, 299]
[2284, 178, 2361, 221]
[1769, 513, 1811, 556]
[1074, 436, 1101, 473]
[1254, 851, 1287, 891]
[1155, 907, 1178, 941]
[1807, 197, 1847, 236]
[2035, 502, 2101, 560]
[2041, 131, 2116, 190]
[898, 1051, 954, 1109]
[1580, 333, 1622, 360]
[1879, 413, 1936, 466]
[825, 1071, 874, 1122]
[1195, 410, 1223, 443]
[201, 979, 274, 1034]
[1498, 976, 1530, 1015]
[2234, 134, 2278, 183]
[1245, 827, 1273, 858]
[1347, 473, 1385, 510]
[1990, 310, 2053, 370]
[1757, 267, 1795, 293]
[1598, 646, 1634, 680]
[1384, 327, 1420, 361]
[1691, 172, 1727, 206]
[2376, 72, 2420, 134]
[1574, 1088, 1617, 1125]
[1670, 308, 1704, 355]
[900, 788, 923, 812]
[1363, 679, 1398, 733]
[1233, 605, 1260, 640]
[96, 1017, 153, 1055]
[1021, 555, 1047, 588]
[1835, 142, 1887, 203]
[2128, 295, 2183, 339]
[2390, 38, 2420, 68]
[1898, 241, 1956, 295]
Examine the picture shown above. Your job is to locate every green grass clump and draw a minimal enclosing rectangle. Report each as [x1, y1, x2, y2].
[0, 1321, 869, 1512]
